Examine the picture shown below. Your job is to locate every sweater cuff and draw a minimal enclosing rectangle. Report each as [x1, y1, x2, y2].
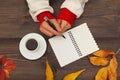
[37, 11, 55, 24]
[57, 8, 76, 25]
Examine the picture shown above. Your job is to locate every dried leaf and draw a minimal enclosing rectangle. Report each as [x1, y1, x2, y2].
[5, 65, 16, 71]
[89, 57, 109, 66]
[63, 69, 85, 80]
[0, 68, 5, 80]
[95, 67, 108, 80]
[4, 60, 14, 67]
[0, 55, 7, 65]
[108, 55, 118, 80]
[0, 55, 16, 79]
[3, 69, 10, 78]
[93, 50, 114, 57]
[46, 59, 54, 80]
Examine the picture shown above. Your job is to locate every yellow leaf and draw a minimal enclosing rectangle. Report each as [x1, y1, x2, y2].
[46, 59, 54, 80]
[95, 67, 108, 80]
[63, 69, 85, 80]
[93, 50, 114, 57]
[108, 55, 118, 80]
[89, 57, 109, 66]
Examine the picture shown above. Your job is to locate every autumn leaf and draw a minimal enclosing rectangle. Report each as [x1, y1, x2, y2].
[108, 55, 118, 80]
[0, 68, 5, 80]
[46, 59, 54, 80]
[3, 69, 10, 78]
[4, 60, 16, 71]
[93, 50, 114, 57]
[95, 67, 108, 80]
[4, 60, 16, 78]
[63, 69, 85, 80]
[0, 55, 16, 79]
[89, 57, 109, 66]
[0, 55, 7, 64]
[92, 50, 118, 80]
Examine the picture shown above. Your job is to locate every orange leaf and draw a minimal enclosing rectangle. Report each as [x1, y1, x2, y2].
[89, 57, 109, 66]
[63, 69, 85, 80]
[93, 50, 114, 57]
[3, 69, 10, 78]
[4, 60, 14, 67]
[46, 59, 54, 80]
[108, 55, 118, 80]
[95, 67, 108, 80]
[5, 65, 16, 71]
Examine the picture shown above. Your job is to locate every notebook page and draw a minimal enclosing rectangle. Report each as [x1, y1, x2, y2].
[49, 35, 80, 67]
[65, 23, 99, 58]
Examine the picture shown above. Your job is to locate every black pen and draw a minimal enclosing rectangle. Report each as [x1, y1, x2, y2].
[43, 16, 65, 39]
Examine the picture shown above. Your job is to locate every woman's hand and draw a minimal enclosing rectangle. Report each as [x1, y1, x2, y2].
[57, 19, 71, 32]
[39, 19, 62, 37]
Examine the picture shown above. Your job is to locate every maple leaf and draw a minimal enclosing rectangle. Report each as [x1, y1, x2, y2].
[0, 68, 5, 80]
[0, 55, 16, 79]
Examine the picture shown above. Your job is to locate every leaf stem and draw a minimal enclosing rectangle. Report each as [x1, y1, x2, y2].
[116, 48, 120, 55]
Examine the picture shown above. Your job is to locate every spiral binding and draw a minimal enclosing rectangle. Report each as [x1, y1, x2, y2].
[68, 31, 82, 56]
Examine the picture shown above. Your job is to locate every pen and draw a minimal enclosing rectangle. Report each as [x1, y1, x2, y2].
[43, 16, 65, 39]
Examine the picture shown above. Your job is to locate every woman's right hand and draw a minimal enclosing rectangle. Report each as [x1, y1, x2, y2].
[39, 19, 62, 37]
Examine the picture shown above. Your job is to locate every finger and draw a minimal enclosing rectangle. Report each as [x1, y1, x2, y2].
[43, 21, 61, 36]
[62, 24, 71, 32]
[57, 19, 62, 25]
[51, 19, 62, 32]
[61, 20, 67, 31]
[40, 27, 53, 37]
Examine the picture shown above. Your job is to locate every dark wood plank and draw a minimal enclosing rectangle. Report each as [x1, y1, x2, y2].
[116, 0, 120, 37]
[0, 0, 39, 38]
[0, 0, 119, 38]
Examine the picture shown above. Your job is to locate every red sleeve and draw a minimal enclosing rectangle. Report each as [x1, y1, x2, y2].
[37, 11, 55, 24]
[57, 8, 76, 25]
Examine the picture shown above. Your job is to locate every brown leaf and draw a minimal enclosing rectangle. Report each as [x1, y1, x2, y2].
[89, 57, 109, 66]
[63, 69, 85, 80]
[95, 67, 108, 80]
[93, 50, 114, 57]
[108, 55, 118, 80]
[46, 59, 54, 80]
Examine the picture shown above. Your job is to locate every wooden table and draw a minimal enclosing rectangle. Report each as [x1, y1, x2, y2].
[0, 0, 120, 80]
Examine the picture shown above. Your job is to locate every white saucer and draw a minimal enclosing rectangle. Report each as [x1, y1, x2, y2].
[19, 33, 47, 60]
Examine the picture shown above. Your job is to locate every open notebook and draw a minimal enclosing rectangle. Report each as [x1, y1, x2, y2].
[49, 23, 99, 67]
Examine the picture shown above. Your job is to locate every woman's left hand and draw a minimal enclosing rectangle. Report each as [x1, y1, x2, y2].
[57, 19, 71, 32]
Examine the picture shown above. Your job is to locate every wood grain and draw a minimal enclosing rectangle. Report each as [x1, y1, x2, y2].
[0, 0, 119, 80]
